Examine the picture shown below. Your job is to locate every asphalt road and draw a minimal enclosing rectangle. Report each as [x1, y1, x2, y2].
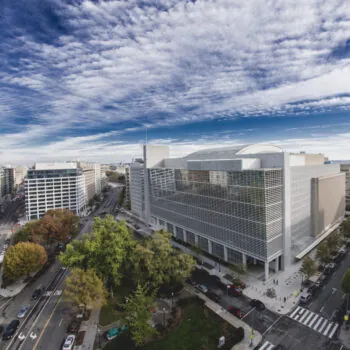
[25, 187, 122, 350]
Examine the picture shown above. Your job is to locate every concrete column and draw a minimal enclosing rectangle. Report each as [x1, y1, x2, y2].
[242, 253, 247, 268]
[224, 246, 228, 262]
[264, 262, 269, 281]
[274, 258, 279, 273]
[195, 234, 199, 246]
[208, 240, 212, 254]
[183, 230, 187, 243]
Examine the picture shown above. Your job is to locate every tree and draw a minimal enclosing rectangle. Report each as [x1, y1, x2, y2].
[123, 284, 158, 346]
[64, 268, 107, 312]
[342, 217, 350, 239]
[3, 242, 47, 281]
[316, 242, 331, 264]
[342, 268, 350, 295]
[128, 231, 195, 289]
[326, 234, 340, 254]
[13, 220, 41, 244]
[299, 256, 317, 281]
[60, 216, 134, 289]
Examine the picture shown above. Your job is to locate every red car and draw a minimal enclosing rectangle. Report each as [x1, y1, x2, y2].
[228, 305, 244, 319]
[227, 284, 242, 296]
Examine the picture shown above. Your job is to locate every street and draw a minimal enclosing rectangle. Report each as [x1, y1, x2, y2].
[0, 186, 122, 350]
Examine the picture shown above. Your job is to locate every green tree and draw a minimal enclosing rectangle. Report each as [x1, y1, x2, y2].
[342, 268, 350, 295]
[342, 217, 350, 239]
[60, 216, 134, 289]
[128, 231, 195, 289]
[13, 220, 41, 244]
[326, 234, 341, 254]
[300, 256, 317, 281]
[3, 242, 47, 281]
[64, 268, 107, 312]
[316, 242, 331, 264]
[123, 284, 158, 346]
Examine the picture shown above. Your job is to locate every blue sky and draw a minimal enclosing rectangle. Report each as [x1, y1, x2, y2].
[1, 0, 350, 164]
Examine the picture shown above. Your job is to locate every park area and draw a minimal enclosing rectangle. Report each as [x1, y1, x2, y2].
[102, 297, 244, 350]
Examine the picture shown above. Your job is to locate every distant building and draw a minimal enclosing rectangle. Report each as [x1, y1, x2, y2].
[75, 162, 102, 202]
[129, 144, 345, 280]
[0, 166, 15, 197]
[125, 166, 130, 204]
[340, 164, 350, 208]
[25, 163, 86, 220]
[15, 166, 28, 186]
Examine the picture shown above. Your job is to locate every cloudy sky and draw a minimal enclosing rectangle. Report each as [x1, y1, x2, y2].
[1, 0, 350, 165]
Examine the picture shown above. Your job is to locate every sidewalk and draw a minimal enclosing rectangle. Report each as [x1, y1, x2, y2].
[74, 308, 101, 350]
[192, 287, 262, 349]
[339, 325, 350, 348]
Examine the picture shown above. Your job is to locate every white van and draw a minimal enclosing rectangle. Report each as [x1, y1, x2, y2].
[299, 292, 312, 304]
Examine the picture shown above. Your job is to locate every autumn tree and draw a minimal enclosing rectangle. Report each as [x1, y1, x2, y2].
[60, 216, 134, 289]
[64, 268, 107, 312]
[123, 284, 158, 346]
[3, 242, 47, 281]
[300, 256, 317, 281]
[128, 231, 195, 289]
[316, 242, 331, 265]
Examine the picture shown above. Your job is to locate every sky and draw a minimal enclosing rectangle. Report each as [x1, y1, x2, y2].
[1, 0, 350, 165]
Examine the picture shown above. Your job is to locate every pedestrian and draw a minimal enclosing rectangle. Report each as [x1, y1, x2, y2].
[284, 297, 286, 303]
[276, 280, 279, 285]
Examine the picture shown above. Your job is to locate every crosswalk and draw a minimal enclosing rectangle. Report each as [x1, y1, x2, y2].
[43, 290, 62, 297]
[289, 306, 339, 338]
[257, 341, 274, 350]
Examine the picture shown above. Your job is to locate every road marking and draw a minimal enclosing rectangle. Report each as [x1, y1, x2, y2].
[320, 306, 324, 313]
[328, 324, 339, 339]
[263, 314, 283, 336]
[318, 319, 329, 333]
[58, 317, 63, 327]
[290, 306, 301, 318]
[33, 292, 64, 350]
[299, 309, 310, 323]
[241, 307, 255, 320]
[258, 341, 274, 350]
[313, 317, 324, 331]
[308, 314, 319, 328]
[302, 311, 315, 325]
[323, 322, 333, 336]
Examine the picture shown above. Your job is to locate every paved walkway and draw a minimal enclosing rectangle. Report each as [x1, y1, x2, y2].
[339, 325, 350, 348]
[74, 308, 101, 350]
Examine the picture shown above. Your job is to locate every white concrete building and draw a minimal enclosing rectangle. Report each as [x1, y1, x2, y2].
[25, 163, 86, 220]
[129, 144, 345, 280]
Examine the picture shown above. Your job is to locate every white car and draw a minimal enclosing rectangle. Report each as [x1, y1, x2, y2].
[62, 335, 75, 350]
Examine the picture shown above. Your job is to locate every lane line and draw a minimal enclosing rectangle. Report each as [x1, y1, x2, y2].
[33, 291, 64, 350]
[263, 314, 283, 336]
[241, 307, 255, 320]
[58, 317, 63, 327]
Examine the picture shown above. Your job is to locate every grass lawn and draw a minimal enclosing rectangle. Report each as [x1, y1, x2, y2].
[103, 298, 240, 350]
[99, 283, 134, 327]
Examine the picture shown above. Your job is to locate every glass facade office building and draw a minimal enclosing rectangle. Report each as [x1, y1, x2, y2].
[149, 168, 283, 263]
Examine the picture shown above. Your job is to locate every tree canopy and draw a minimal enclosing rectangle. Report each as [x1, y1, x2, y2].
[60, 215, 134, 288]
[326, 234, 341, 254]
[316, 242, 331, 264]
[64, 268, 107, 311]
[342, 217, 350, 239]
[342, 268, 350, 295]
[123, 284, 158, 346]
[300, 256, 317, 280]
[127, 231, 195, 289]
[3, 242, 47, 280]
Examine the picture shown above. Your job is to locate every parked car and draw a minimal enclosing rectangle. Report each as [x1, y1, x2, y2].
[228, 285, 243, 296]
[195, 284, 208, 293]
[299, 292, 312, 305]
[186, 277, 196, 286]
[2, 319, 20, 340]
[250, 299, 265, 311]
[206, 290, 221, 303]
[32, 288, 42, 300]
[62, 334, 75, 350]
[228, 305, 244, 318]
[324, 263, 336, 275]
[17, 305, 30, 319]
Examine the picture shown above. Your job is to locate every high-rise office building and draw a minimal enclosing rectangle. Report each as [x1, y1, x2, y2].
[340, 164, 350, 209]
[25, 163, 86, 220]
[130, 144, 345, 280]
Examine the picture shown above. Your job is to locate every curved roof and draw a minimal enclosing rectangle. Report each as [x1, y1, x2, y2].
[184, 144, 282, 160]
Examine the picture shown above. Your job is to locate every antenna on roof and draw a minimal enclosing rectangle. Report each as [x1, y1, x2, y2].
[145, 127, 148, 144]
